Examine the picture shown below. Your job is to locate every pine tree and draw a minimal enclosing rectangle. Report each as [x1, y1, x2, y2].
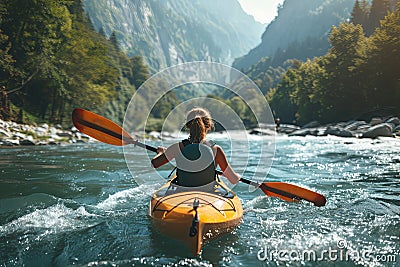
[351, 0, 365, 25]
[366, 0, 391, 35]
[109, 31, 120, 52]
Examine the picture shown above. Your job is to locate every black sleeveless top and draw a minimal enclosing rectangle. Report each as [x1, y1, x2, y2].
[175, 139, 217, 187]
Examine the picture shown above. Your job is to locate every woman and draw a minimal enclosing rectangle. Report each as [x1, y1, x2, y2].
[151, 107, 241, 186]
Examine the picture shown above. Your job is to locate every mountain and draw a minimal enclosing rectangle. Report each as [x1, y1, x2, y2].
[233, 0, 355, 71]
[82, 0, 265, 72]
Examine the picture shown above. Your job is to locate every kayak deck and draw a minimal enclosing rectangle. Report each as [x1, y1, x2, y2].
[149, 179, 243, 255]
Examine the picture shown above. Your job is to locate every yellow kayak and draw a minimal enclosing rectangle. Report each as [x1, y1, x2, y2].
[149, 178, 243, 255]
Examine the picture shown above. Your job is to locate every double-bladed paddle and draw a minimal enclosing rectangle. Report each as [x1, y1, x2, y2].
[72, 108, 326, 207]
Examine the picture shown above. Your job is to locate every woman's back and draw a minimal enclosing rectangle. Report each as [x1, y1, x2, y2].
[175, 141, 216, 187]
[151, 107, 241, 186]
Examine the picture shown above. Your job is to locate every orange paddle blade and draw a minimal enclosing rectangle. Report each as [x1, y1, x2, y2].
[72, 108, 134, 146]
[260, 182, 326, 207]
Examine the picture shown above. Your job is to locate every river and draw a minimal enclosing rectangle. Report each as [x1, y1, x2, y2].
[0, 135, 399, 266]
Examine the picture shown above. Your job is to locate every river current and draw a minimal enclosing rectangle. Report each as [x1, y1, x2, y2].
[0, 134, 399, 266]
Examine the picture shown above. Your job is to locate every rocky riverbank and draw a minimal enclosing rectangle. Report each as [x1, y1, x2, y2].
[279, 117, 400, 138]
[2, 116, 400, 146]
[0, 119, 92, 146]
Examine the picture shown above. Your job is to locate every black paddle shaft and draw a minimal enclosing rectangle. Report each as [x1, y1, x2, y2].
[75, 116, 157, 153]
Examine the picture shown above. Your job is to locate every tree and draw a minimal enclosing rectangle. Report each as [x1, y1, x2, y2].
[364, 4, 400, 110]
[267, 62, 302, 123]
[320, 23, 368, 121]
[366, 0, 391, 35]
[351, 0, 369, 26]
[0, 1, 17, 90]
[1, 0, 73, 120]
[109, 31, 120, 52]
[129, 56, 150, 89]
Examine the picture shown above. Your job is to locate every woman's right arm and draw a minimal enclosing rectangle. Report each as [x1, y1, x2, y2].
[215, 146, 241, 184]
[151, 143, 180, 168]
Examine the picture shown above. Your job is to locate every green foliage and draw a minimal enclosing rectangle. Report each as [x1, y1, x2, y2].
[351, 0, 370, 26]
[0, 1, 19, 98]
[243, 57, 286, 95]
[0, 0, 150, 125]
[351, 0, 398, 35]
[367, 0, 391, 35]
[268, 5, 400, 124]
[233, 0, 356, 72]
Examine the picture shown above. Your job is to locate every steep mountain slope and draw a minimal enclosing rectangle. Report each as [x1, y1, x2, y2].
[83, 0, 264, 72]
[233, 0, 355, 71]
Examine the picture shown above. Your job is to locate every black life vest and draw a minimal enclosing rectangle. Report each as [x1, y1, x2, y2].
[175, 139, 217, 187]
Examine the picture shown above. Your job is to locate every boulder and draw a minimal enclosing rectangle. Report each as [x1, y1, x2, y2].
[301, 121, 320, 129]
[369, 117, 384, 126]
[325, 126, 354, 137]
[75, 132, 90, 140]
[2, 139, 20, 146]
[288, 128, 319, 137]
[35, 126, 48, 136]
[249, 128, 275, 136]
[50, 134, 62, 140]
[13, 132, 26, 139]
[47, 138, 58, 145]
[49, 127, 57, 135]
[20, 139, 35, 146]
[279, 124, 301, 134]
[40, 123, 49, 130]
[56, 131, 73, 138]
[386, 117, 400, 126]
[0, 129, 11, 138]
[361, 123, 393, 138]
[344, 121, 367, 131]
[356, 125, 371, 132]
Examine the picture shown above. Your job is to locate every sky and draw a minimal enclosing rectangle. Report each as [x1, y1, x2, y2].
[238, 0, 284, 24]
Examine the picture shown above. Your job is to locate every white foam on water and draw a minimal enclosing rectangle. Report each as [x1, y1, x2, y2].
[0, 203, 98, 237]
[95, 184, 159, 211]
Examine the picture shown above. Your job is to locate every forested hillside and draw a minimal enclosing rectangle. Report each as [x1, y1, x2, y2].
[0, 0, 267, 128]
[233, 0, 355, 72]
[233, 0, 356, 103]
[0, 0, 150, 125]
[267, 1, 400, 124]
